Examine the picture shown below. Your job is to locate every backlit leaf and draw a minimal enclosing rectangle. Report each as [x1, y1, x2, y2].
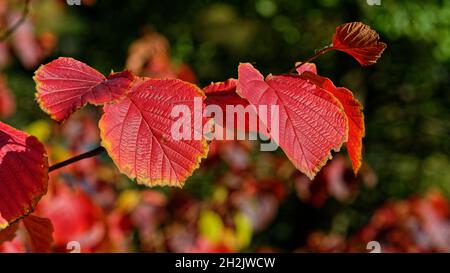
[204, 79, 253, 134]
[0, 223, 18, 244]
[332, 22, 387, 66]
[237, 63, 348, 179]
[36, 184, 105, 251]
[34, 57, 133, 122]
[299, 70, 365, 175]
[0, 122, 48, 230]
[23, 215, 53, 253]
[99, 78, 210, 187]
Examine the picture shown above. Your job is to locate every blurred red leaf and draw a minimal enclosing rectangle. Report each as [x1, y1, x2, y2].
[23, 215, 53, 253]
[99, 78, 210, 187]
[34, 57, 133, 122]
[298, 70, 364, 175]
[0, 121, 48, 230]
[36, 184, 105, 252]
[348, 190, 450, 252]
[126, 32, 197, 83]
[332, 22, 386, 66]
[295, 155, 357, 207]
[9, 14, 45, 69]
[0, 223, 18, 244]
[176, 63, 198, 84]
[237, 63, 348, 179]
[0, 75, 15, 118]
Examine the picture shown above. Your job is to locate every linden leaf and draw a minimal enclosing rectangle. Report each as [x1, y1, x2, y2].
[99, 78, 210, 187]
[299, 71, 365, 175]
[237, 63, 348, 179]
[332, 22, 387, 66]
[34, 57, 133, 122]
[23, 215, 53, 253]
[0, 121, 48, 230]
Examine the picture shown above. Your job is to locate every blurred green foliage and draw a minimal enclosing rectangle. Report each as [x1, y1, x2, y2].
[3, 0, 449, 251]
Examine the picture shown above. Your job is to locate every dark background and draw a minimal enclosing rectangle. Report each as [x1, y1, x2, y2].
[2, 0, 449, 252]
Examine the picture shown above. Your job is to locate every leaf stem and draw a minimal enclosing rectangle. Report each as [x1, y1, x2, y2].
[0, 0, 31, 42]
[288, 44, 334, 73]
[48, 146, 106, 172]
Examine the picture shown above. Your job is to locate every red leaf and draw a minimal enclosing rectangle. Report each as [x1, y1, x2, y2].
[295, 62, 317, 75]
[176, 63, 198, 84]
[299, 71, 365, 175]
[23, 215, 53, 253]
[0, 224, 18, 244]
[34, 57, 133, 122]
[237, 63, 348, 179]
[36, 184, 105, 251]
[0, 121, 48, 230]
[204, 79, 254, 134]
[9, 14, 45, 69]
[332, 22, 386, 66]
[0, 75, 16, 118]
[99, 78, 210, 187]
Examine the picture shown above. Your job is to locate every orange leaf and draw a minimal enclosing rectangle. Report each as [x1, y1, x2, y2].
[34, 57, 133, 122]
[332, 22, 386, 66]
[99, 78, 210, 187]
[299, 70, 365, 175]
[237, 63, 348, 179]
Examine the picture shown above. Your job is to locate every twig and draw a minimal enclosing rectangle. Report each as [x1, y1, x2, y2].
[0, 0, 31, 42]
[288, 44, 334, 74]
[49, 146, 106, 172]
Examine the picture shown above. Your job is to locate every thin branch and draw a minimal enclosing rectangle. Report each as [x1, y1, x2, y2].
[288, 44, 334, 74]
[49, 146, 106, 172]
[0, 0, 31, 42]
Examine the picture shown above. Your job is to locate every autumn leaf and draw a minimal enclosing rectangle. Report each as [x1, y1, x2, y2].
[295, 62, 317, 75]
[34, 57, 133, 122]
[237, 63, 348, 179]
[99, 77, 210, 187]
[125, 32, 197, 83]
[36, 184, 105, 251]
[23, 215, 53, 253]
[204, 78, 256, 134]
[0, 121, 48, 230]
[0, 75, 15, 118]
[0, 223, 18, 244]
[9, 14, 45, 69]
[332, 22, 387, 66]
[297, 65, 365, 175]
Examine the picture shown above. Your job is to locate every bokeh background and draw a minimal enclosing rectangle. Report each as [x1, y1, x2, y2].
[0, 0, 449, 252]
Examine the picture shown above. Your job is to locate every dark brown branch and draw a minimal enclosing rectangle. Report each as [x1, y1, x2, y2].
[0, 0, 31, 42]
[49, 146, 106, 172]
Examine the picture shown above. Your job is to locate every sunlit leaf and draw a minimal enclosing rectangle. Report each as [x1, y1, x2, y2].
[34, 57, 133, 122]
[99, 78, 210, 187]
[237, 63, 348, 179]
[299, 70, 365, 174]
[332, 22, 387, 66]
